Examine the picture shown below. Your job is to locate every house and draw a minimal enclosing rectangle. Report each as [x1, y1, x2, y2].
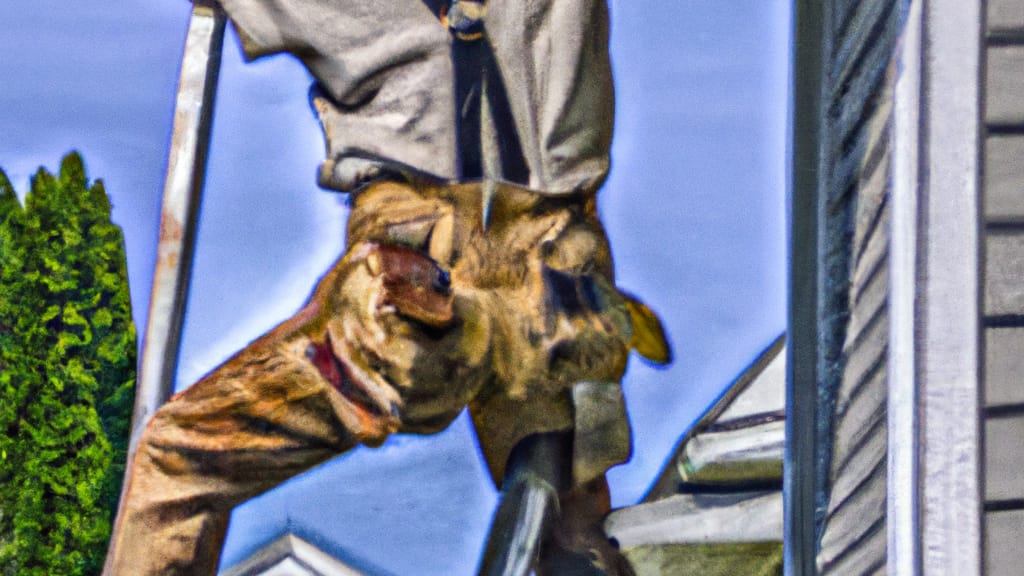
[614, 1, 1024, 573]
[605, 336, 785, 575]
[788, 0, 1024, 573]
[221, 534, 365, 576]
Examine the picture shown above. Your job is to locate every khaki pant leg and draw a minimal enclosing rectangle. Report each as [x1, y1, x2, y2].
[104, 243, 431, 575]
[104, 311, 368, 575]
[104, 231, 490, 574]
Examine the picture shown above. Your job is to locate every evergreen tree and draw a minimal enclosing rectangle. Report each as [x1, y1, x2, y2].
[0, 153, 137, 575]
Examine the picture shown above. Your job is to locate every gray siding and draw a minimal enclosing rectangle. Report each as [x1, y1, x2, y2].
[986, 46, 1024, 126]
[985, 136, 1024, 220]
[990, 0, 1024, 30]
[986, 327, 1024, 407]
[984, 1, 1024, 573]
[985, 416, 1024, 502]
[815, 1, 902, 572]
[986, 234, 1024, 315]
[986, 510, 1024, 576]
[793, 1, 988, 572]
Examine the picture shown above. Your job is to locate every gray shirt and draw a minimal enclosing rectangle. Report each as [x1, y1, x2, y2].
[216, 0, 613, 195]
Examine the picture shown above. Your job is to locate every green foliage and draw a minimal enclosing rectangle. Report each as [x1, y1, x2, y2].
[0, 152, 137, 575]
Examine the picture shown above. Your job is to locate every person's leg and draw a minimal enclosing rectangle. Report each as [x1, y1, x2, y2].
[106, 348, 361, 575]
[104, 240, 475, 575]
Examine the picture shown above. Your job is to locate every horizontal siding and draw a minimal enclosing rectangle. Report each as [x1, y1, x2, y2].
[829, 41, 898, 208]
[985, 414, 1024, 502]
[817, 2, 896, 567]
[821, 513, 886, 575]
[818, 449, 887, 571]
[819, 248, 891, 573]
[847, 256, 888, 347]
[851, 146, 892, 263]
[985, 233, 1024, 315]
[832, 0, 894, 85]
[988, 0, 1024, 32]
[827, 373, 887, 512]
[986, 327, 1024, 407]
[986, 46, 1024, 125]
[985, 7, 1024, 575]
[986, 510, 1024, 576]
[985, 136, 1024, 222]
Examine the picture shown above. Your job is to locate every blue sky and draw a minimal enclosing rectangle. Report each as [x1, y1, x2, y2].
[0, 1, 789, 573]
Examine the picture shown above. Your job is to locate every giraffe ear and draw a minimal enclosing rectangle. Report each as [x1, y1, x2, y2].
[623, 293, 672, 366]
